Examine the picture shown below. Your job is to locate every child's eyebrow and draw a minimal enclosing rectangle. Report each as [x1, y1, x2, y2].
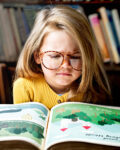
[73, 49, 80, 52]
[73, 50, 81, 54]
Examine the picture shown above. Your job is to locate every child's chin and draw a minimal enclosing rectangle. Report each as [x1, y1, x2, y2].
[56, 80, 72, 86]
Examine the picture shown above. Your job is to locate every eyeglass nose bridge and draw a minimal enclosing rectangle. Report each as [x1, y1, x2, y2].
[61, 55, 71, 66]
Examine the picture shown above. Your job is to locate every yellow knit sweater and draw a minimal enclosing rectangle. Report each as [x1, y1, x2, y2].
[13, 74, 83, 109]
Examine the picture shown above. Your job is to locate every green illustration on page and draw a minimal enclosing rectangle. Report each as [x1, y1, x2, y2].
[45, 102, 120, 149]
[0, 103, 49, 149]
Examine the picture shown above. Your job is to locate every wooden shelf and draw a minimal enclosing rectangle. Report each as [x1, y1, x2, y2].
[0, 0, 120, 5]
[105, 63, 120, 72]
[43, 0, 120, 5]
[0, 61, 16, 67]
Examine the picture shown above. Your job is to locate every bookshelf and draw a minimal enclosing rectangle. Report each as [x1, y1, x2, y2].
[0, 0, 120, 105]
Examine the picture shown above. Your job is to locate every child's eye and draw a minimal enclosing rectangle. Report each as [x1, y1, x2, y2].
[70, 56, 81, 59]
[49, 54, 61, 58]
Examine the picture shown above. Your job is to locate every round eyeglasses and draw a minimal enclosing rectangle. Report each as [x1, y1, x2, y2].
[40, 51, 82, 71]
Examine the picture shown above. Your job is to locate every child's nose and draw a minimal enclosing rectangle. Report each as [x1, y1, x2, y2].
[61, 56, 71, 68]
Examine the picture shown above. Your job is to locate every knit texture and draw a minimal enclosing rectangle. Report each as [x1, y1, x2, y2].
[13, 74, 83, 109]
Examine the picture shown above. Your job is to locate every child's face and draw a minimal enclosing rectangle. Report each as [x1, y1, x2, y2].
[36, 30, 82, 93]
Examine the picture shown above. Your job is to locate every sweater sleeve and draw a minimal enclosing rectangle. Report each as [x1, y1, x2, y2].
[13, 78, 33, 104]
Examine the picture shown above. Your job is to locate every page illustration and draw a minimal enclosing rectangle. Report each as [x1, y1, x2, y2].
[46, 103, 120, 149]
[0, 103, 49, 149]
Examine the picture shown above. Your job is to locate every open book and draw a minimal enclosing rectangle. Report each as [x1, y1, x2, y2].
[0, 102, 120, 150]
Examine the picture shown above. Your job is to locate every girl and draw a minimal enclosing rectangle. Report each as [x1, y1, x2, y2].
[13, 5, 112, 109]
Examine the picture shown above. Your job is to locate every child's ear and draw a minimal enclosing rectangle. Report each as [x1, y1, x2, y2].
[34, 51, 41, 64]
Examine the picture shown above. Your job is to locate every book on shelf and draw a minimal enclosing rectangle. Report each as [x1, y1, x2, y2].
[88, 13, 110, 62]
[0, 4, 18, 62]
[21, 7, 31, 37]
[23, 5, 42, 30]
[0, 15, 6, 61]
[99, 18, 115, 62]
[0, 102, 120, 150]
[98, 7, 120, 64]
[7, 8, 21, 56]
[68, 4, 85, 14]
[8, 7, 22, 54]
[107, 9, 120, 57]
[111, 9, 120, 48]
[14, 7, 28, 46]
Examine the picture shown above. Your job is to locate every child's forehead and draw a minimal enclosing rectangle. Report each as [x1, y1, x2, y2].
[40, 30, 81, 53]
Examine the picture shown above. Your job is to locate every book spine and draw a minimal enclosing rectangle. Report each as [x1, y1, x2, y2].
[0, 24, 5, 61]
[107, 9, 120, 56]
[9, 8, 22, 54]
[0, 6, 6, 61]
[0, 5, 9, 61]
[0, 5, 18, 62]
[68, 4, 85, 14]
[14, 7, 28, 46]
[89, 13, 110, 62]
[7, 8, 19, 55]
[3, 8, 18, 61]
[98, 7, 120, 64]
[23, 5, 42, 30]
[111, 9, 120, 48]
[21, 8, 30, 37]
[100, 19, 114, 63]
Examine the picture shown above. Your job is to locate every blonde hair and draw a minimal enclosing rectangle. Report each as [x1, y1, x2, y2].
[14, 5, 111, 103]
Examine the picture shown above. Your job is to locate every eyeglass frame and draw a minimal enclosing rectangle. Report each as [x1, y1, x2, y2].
[39, 51, 82, 71]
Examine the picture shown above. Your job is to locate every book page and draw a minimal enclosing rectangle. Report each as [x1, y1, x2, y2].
[0, 102, 49, 150]
[45, 102, 120, 149]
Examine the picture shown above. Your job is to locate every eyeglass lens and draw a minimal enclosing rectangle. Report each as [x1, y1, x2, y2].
[42, 51, 82, 70]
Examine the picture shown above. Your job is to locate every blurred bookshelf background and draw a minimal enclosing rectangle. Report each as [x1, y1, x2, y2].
[0, 0, 120, 65]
